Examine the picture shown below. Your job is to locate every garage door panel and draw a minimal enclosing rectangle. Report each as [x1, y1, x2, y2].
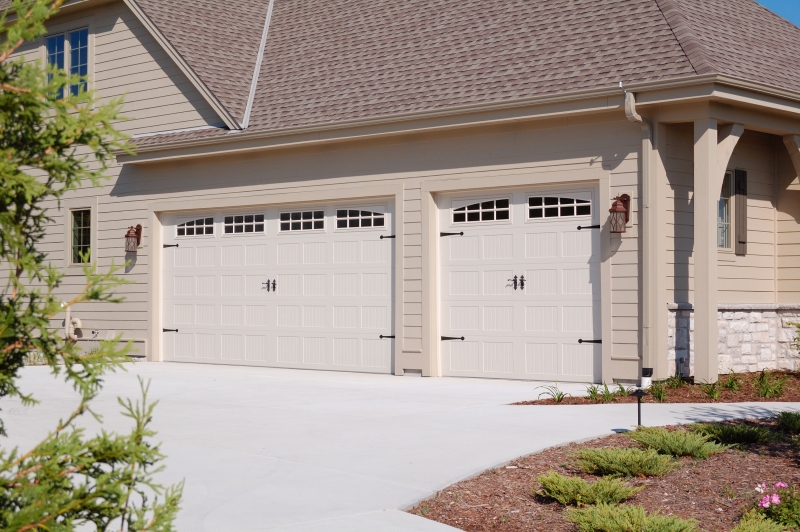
[162, 205, 394, 374]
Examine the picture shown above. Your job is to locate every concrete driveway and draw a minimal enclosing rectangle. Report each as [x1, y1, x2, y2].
[5, 363, 800, 531]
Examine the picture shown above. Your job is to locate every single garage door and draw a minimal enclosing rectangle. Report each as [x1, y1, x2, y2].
[162, 202, 395, 373]
[439, 187, 601, 382]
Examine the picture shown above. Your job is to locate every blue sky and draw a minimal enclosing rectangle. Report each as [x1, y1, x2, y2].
[757, 0, 800, 26]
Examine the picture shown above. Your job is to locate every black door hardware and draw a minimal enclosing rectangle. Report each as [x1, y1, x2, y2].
[380, 335, 396, 339]
[262, 280, 271, 292]
[163, 244, 179, 248]
[440, 232, 464, 237]
[163, 328, 179, 333]
[380, 235, 396, 239]
[578, 339, 602, 344]
[577, 225, 601, 231]
[508, 275, 518, 290]
[272, 279, 277, 292]
[441, 336, 465, 341]
[519, 275, 525, 291]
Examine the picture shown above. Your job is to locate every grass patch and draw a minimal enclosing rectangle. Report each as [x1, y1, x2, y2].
[626, 427, 727, 459]
[775, 411, 800, 434]
[732, 511, 785, 532]
[565, 503, 699, 532]
[535, 471, 642, 506]
[690, 422, 773, 445]
[574, 448, 676, 478]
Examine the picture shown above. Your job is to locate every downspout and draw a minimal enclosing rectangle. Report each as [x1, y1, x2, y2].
[620, 83, 655, 388]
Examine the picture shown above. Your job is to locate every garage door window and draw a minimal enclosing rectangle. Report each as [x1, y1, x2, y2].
[224, 214, 265, 234]
[528, 197, 591, 219]
[453, 199, 510, 223]
[336, 209, 385, 229]
[177, 217, 214, 236]
[280, 211, 325, 232]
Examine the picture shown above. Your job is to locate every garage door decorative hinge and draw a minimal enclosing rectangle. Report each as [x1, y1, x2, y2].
[441, 336, 465, 341]
[578, 339, 602, 344]
[379, 335, 395, 339]
[163, 328, 178, 333]
[577, 225, 601, 231]
[440, 232, 464, 237]
[379, 235, 396, 239]
[163, 244, 179, 248]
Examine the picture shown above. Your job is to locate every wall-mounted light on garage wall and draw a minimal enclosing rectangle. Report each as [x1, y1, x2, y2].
[125, 225, 142, 252]
[609, 194, 631, 234]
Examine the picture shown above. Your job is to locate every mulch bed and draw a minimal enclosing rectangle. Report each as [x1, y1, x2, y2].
[515, 371, 800, 406]
[408, 419, 800, 531]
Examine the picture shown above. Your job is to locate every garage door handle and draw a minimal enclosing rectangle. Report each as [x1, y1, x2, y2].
[441, 336, 465, 341]
[379, 235, 396, 239]
[578, 339, 602, 344]
[440, 232, 464, 237]
[163, 244, 179, 248]
[163, 328, 178, 333]
[380, 335, 395, 339]
[577, 225, 601, 231]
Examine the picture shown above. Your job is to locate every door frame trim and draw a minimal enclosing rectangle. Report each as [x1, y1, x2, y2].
[147, 183, 404, 373]
[421, 167, 612, 380]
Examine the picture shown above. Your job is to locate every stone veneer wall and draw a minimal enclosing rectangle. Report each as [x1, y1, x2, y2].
[667, 304, 800, 377]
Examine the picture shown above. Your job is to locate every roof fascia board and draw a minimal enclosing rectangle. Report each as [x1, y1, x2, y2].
[242, 0, 274, 129]
[122, 0, 242, 130]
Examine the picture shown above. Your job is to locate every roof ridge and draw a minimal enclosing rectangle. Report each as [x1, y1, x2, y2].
[653, 0, 716, 75]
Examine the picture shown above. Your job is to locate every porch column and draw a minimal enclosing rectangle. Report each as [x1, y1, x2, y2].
[693, 118, 719, 383]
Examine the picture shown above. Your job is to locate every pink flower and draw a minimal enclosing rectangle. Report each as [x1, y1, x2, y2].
[758, 496, 772, 509]
[756, 483, 767, 494]
[775, 482, 789, 489]
[771, 494, 782, 505]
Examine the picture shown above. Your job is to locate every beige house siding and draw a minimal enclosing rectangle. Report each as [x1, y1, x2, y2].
[665, 126, 784, 305]
[777, 144, 800, 303]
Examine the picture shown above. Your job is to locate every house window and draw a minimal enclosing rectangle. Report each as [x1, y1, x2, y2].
[224, 214, 264, 234]
[718, 172, 733, 249]
[336, 209, 385, 228]
[46, 28, 88, 97]
[280, 211, 324, 231]
[528, 197, 591, 219]
[453, 199, 510, 223]
[177, 217, 214, 237]
[71, 209, 91, 264]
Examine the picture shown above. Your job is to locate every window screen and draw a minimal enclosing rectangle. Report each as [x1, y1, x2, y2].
[177, 217, 214, 236]
[453, 199, 510, 223]
[528, 197, 591, 219]
[280, 211, 325, 231]
[336, 209, 385, 229]
[71, 209, 91, 264]
[224, 214, 264, 234]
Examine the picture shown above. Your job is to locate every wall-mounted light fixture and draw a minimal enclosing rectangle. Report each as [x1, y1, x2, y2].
[125, 225, 142, 252]
[609, 194, 631, 234]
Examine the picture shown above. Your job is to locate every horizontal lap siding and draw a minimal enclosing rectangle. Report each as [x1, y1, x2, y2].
[777, 142, 800, 303]
[666, 125, 780, 306]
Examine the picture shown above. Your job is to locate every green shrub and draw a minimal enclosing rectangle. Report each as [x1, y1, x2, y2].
[586, 385, 601, 402]
[733, 511, 786, 532]
[701, 381, 721, 401]
[721, 372, 742, 392]
[535, 471, 642, 506]
[756, 486, 800, 528]
[565, 504, 698, 532]
[649, 381, 667, 403]
[574, 448, 676, 477]
[690, 423, 773, 445]
[536, 384, 570, 403]
[616, 383, 632, 397]
[600, 383, 617, 404]
[627, 427, 727, 459]
[756, 370, 786, 399]
[665, 375, 686, 389]
[775, 411, 800, 434]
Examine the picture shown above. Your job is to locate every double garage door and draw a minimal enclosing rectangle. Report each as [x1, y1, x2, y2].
[162, 202, 395, 373]
[439, 187, 601, 382]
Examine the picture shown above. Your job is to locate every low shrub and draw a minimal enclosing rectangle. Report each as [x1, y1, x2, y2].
[535, 471, 642, 506]
[600, 383, 616, 404]
[732, 511, 786, 532]
[586, 385, 601, 402]
[565, 503, 698, 532]
[753, 483, 800, 528]
[649, 381, 667, 403]
[775, 411, 800, 434]
[721, 372, 742, 392]
[536, 385, 569, 403]
[756, 370, 786, 399]
[574, 448, 676, 478]
[701, 382, 721, 401]
[665, 375, 686, 389]
[690, 423, 773, 445]
[627, 427, 727, 459]
[616, 383, 632, 397]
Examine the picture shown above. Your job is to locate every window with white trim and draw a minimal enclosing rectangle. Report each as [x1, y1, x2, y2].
[718, 172, 732, 249]
[70, 209, 91, 264]
[528, 196, 591, 219]
[453, 199, 510, 223]
[280, 210, 325, 232]
[177, 217, 214, 237]
[336, 209, 385, 229]
[224, 214, 264, 234]
[46, 28, 88, 97]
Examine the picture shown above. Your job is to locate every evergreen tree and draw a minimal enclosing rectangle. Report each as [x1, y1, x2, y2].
[0, 0, 182, 529]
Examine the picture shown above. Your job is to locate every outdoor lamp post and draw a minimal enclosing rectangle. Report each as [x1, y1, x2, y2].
[629, 388, 649, 427]
[125, 225, 142, 253]
[609, 194, 631, 233]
